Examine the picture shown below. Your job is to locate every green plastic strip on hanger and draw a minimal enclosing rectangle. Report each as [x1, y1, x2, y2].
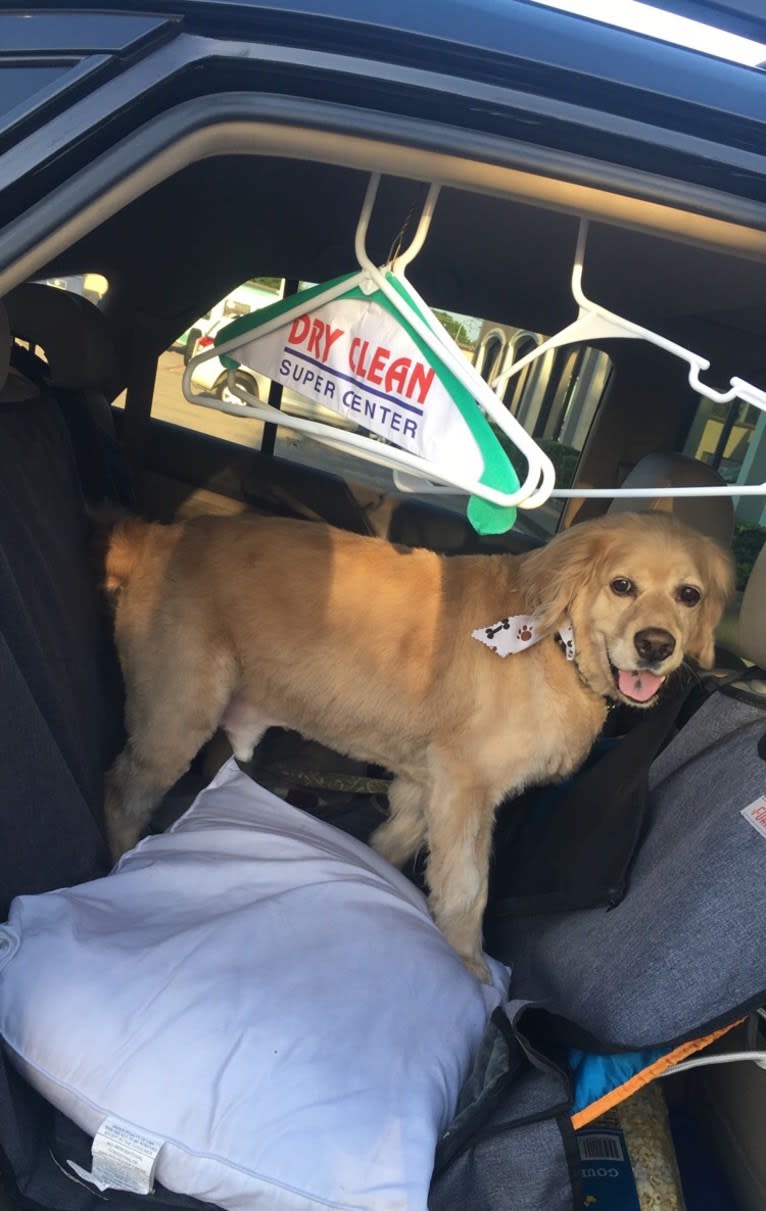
[183, 175, 556, 533]
[215, 269, 521, 533]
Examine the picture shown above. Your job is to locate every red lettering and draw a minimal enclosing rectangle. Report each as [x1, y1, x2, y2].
[307, 318, 324, 359]
[385, 357, 411, 396]
[287, 314, 311, 346]
[367, 345, 389, 387]
[349, 337, 361, 374]
[322, 325, 344, 362]
[357, 340, 370, 378]
[407, 362, 436, 405]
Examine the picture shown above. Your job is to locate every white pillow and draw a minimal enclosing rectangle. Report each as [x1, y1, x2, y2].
[0, 760, 508, 1211]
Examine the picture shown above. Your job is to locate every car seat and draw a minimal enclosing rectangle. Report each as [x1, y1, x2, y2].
[0, 296, 118, 913]
[606, 450, 734, 546]
[4, 282, 133, 506]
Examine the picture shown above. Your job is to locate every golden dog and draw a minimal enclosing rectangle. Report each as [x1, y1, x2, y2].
[101, 510, 732, 980]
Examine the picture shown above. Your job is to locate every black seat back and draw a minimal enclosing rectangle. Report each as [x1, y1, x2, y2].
[4, 282, 133, 507]
[0, 299, 120, 913]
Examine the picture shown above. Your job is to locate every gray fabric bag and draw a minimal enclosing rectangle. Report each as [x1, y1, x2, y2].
[430, 690, 766, 1210]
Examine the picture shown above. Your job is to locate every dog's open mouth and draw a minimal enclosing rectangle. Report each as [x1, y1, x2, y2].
[612, 665, 666, 704]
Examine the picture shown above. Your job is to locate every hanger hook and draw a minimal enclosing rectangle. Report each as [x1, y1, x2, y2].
[387, 202, 417, 271]
[355, 174, 441, 276]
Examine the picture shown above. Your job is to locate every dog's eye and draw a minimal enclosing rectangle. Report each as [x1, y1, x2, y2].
[676, 585, 701, 607]
[610, 577, 634, 596]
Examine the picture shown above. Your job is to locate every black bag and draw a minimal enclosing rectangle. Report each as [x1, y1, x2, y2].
[486, 672, 696, 924]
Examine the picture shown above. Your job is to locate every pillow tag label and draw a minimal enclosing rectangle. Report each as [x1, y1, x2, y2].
[741, 796, 766, 840]
[68, 1116, 163, 1194]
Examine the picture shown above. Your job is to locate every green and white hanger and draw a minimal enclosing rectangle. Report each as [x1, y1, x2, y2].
[182, 174, 555, 534]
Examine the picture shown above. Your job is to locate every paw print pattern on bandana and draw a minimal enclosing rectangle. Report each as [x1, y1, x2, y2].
[472, 614, 539, 657]
[473, 614, 577, 660]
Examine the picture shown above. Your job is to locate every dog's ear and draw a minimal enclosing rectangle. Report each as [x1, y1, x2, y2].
[686, 536, 735, 668]
[519, 521, 612, 636]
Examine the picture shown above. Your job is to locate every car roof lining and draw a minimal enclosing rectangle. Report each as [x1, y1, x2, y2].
[9, 115, 766, 384]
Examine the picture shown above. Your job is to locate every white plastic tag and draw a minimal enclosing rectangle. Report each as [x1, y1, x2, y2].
[741, 796, 766, 840]
[558, 621, 576, 662]
[68, 1116, 163, 1194]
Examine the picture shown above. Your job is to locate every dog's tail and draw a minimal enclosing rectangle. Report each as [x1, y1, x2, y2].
[103, 516, 152, 593]
[89, 504, 152, 594]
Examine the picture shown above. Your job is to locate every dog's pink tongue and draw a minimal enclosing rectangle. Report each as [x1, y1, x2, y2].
[618, 668, 665, 703]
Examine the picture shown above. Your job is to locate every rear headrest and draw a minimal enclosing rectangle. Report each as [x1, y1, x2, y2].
[607, 452, 734, 547]
[0, 301, 9, 390]
[4, 282, 113, 390]
[738, 541, 766, 672]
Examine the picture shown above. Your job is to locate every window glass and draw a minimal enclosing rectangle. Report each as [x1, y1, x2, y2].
[0, 64, 71, 121]
[471, 318, 611, 535]
[684, 397, 766, 588]
[146, 286, 611, 533]
[151, 279, 415, 495]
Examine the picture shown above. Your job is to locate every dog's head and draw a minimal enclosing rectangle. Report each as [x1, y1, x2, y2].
[521, 512, 734, 707]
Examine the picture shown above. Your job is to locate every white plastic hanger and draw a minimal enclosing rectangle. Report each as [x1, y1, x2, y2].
[352, 178, 555, 510]
[182, 174, 556, 529]
[491, 218, 766, 500]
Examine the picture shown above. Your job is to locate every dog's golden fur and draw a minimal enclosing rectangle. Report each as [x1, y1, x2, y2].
[101, 510, 733, 979]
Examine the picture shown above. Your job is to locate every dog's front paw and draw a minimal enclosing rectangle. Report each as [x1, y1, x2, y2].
[367, 818, 409, 867]
[105, 814, 142, 862]
[104, 779, 144, 860]
[369, 817, 424, 870]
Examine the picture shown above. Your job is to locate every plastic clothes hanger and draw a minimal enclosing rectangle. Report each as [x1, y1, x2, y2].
[182, 174, 555, 533]
[491, 218, 766, 501]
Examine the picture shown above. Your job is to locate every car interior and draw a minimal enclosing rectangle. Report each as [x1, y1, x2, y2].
[2, 125, 766, 1209]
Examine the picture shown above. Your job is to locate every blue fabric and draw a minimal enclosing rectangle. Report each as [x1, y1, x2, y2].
[569, 1046, 667, 1115]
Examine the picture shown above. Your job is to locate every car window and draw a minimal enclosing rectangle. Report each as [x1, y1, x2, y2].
[0, 66, 72, 124]
[144, 278, 412, 496]
[470, 318, 612, 534]
[136, 283, 611, 532]
[683, 395, 766, 587]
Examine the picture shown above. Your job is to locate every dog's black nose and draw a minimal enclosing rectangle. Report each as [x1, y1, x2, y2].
[634, 628, 676, 663]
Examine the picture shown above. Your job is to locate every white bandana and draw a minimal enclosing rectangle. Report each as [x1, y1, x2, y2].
[472, 614, 575, 661]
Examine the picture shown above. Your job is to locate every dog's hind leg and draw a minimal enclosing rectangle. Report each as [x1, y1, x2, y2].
[369, 775, 428, 869]
[421, 758, 497, 984]
[105, 649, 235, 859]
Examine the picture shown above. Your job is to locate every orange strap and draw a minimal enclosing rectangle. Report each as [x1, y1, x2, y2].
[571, 1019, 743, 1130]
